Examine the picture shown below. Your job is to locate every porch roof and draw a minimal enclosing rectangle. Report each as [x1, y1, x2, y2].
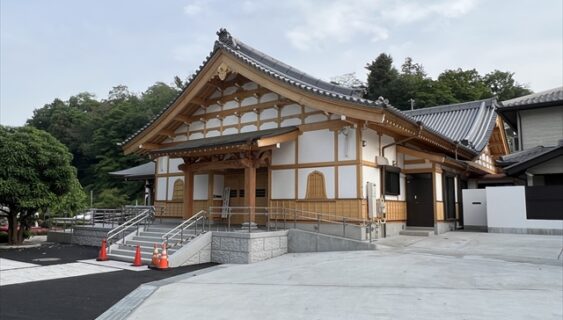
[109, 161, 155, 180]
[151, 126, 298, 157]
[497, 140, 563, 176]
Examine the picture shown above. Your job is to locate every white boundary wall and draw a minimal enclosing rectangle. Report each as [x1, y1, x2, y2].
[485, 186, 563, 235]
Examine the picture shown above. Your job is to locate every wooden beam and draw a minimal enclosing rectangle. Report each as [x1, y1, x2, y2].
[404, 159, 427, 165]
[139, 143, 159, 150]
[245, 164, 257, 223]
[396, 145, 446, 163]
[174, 114, 191, 123]
[158, 129, 176, 137]
[256, 130, 299, 147]
[183, 168, 194, 219]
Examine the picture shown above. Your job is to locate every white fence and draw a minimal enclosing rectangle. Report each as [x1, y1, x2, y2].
[463, 186, 562, 235]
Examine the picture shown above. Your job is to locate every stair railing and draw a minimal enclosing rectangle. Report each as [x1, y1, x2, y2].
[160, 210, 207, 248]
[106, 207, 154, 248]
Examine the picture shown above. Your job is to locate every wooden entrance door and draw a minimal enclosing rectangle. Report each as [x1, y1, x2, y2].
[444, 175, 456, 220]
[406, 173, 434, 227]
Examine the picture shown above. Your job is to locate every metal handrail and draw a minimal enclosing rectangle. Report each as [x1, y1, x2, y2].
[161, 210, 207, 248]
[106, 207, 154, 245]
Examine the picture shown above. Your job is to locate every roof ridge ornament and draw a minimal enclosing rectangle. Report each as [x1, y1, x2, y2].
[216, 28, 238, 48]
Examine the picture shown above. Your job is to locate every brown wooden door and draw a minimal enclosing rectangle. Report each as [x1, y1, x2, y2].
[406, 174, 434, 227]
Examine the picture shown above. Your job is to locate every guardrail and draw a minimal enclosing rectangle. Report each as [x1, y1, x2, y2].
[161, 210, 207, 248]
[207, 206, 379, 242]
[106, 207, 154, 247]
[50, 206, 154, 231]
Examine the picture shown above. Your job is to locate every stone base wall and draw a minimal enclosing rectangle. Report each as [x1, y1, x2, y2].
[72, 226, 111, 247]
[436, 221, 455, 234]
[211, 230, 288, 264]
[488, 227, 563, 236]
[382, 222, 406, 237]
[46, 231, 73, 244]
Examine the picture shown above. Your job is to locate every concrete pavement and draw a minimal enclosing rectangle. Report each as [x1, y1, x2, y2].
[123, 232, 563, 320]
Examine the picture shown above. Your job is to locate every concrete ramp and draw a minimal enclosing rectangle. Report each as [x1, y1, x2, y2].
[288, 229, 376, 253]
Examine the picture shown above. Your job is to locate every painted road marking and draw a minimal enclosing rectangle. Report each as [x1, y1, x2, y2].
[0, 258, 39, 271]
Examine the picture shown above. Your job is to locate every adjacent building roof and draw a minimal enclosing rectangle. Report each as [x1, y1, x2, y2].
[151, 126, 298, 157]
[109, 161, 155, 180]
[497, 140, 563, 176]
[502, 87, 563, 108]
[403, 98, 498, 153]
[499, 87, 563, 129]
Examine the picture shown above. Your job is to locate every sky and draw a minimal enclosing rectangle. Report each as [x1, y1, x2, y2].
[1, 0, 562, 126]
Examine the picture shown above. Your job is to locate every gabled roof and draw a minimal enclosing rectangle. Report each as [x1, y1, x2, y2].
[498, 141, 563, 176]
[121, 29, 482, 159]
[404, 98, 498, 153]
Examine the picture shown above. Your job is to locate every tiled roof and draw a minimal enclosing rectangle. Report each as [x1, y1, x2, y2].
[151, 126, 298, 156]
[502, 87, 563, 108]
[498, 140, 563, 175]
[122, 29, 482, 157]
[403, 98, 498, 153]
[109, 161, 155, 180]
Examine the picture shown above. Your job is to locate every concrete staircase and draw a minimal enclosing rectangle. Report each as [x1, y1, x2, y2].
[399, 227, 434, 237]
[107, 223, 196, 264]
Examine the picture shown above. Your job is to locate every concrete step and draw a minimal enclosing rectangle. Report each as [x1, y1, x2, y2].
[117, 243, 178, 254]
[110, 248, 175, 260]
[107, 253, 152, 265]
[399, 229, 434, 237]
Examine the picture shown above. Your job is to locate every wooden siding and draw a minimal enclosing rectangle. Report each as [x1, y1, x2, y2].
[385, 200, 407, 221]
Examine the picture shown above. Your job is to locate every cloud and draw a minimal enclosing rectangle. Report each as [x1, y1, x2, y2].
[285, 0, 478, 51]
[183, 1, 204, 16]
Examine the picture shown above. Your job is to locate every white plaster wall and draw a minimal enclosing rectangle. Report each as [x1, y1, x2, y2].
[241, 112, 257, 123]
[193, 174, 209, 200]
[189, 132, 204, 140]
[259, 122, 278, 130]
[338, 166, 357, 198]
[362, 166, 380, 199]
[158, 156, 168, 174]
[260, 92, 278, 103]
[337, 128, 356, 161]
[381, 134, 396, 165]
[167, 176, 183, 201]
[298, 167, 335, 199]
[281, 104, 301, 117]
[213, 175, 224, 198]
[206, 118, 221, 129]
[223, 100, 238, 110]
[207, 104, 221, 113]
[272, 141, 296, 165]
[260, 108, 277, 120]
[242, 82, 258, 91]
[173, 135, 187, 142]
[404, 162, 433, 170]
[156, 177, 167, 201]
[223, 115, 238, 126]
[361, 129, 379, 162]
[241, 97, 258, 107]
[175, 124, 188, 134]
[486, 186, 563, 229]
[280, 118, 302, 127]
[222, 127, 238, 135]
[168, 158, 183, 174]
[271, 169, 295, 199]
[190, 121, 204, 131]
[241, 125, 257, 133]
[298, 130, 334, 163]
[206, 130, 220, 138]
[462, 189, 487, 227]
[304, 114, 327, 124]
[223, 86, 238, 96]
[435, 172, 443, 201]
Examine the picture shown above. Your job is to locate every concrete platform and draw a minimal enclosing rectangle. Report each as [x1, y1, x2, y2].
[121, 232, 563, 320]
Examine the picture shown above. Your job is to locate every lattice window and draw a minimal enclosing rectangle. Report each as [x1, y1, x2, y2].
[172, 179, 184, 201]
[305, 171, 327, 199]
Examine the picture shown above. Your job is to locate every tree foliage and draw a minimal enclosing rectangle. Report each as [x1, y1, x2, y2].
[27, 80, 181, 208]
[365, 54, 532, 110]
[0, 126, 84, 244]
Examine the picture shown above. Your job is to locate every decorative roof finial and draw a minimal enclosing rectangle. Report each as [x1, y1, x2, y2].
[217, 28, 235, 47]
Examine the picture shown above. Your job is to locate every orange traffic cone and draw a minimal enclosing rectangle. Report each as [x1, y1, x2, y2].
[157, 242, 169, 270]
[151, 244, 160, 267]
[132, 245, 142, 267]
[97, 239, 109, 261]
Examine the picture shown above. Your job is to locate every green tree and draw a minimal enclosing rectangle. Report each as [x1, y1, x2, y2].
[437, 68, 492, 102]
[483, 70, 532, 101]
[0, 126, 82, 244]
[365, 53, 398, 101]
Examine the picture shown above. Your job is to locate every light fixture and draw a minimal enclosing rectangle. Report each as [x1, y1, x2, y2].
[362, 140, 367, 147]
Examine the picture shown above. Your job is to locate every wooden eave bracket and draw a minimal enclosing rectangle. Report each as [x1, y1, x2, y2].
[256, 130, 299, 147]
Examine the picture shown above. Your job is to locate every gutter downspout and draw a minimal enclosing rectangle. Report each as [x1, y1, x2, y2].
[379, 121, 423, 237]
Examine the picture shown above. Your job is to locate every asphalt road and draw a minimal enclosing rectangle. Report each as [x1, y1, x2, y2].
[0, 244, 216, 320]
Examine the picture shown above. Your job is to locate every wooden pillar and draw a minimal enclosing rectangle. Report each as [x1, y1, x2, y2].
[183, 169, 194, 219]
[244, 165, 257, 223]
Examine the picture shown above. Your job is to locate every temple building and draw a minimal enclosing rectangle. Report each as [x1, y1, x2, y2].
[120, 29, 509, 236]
